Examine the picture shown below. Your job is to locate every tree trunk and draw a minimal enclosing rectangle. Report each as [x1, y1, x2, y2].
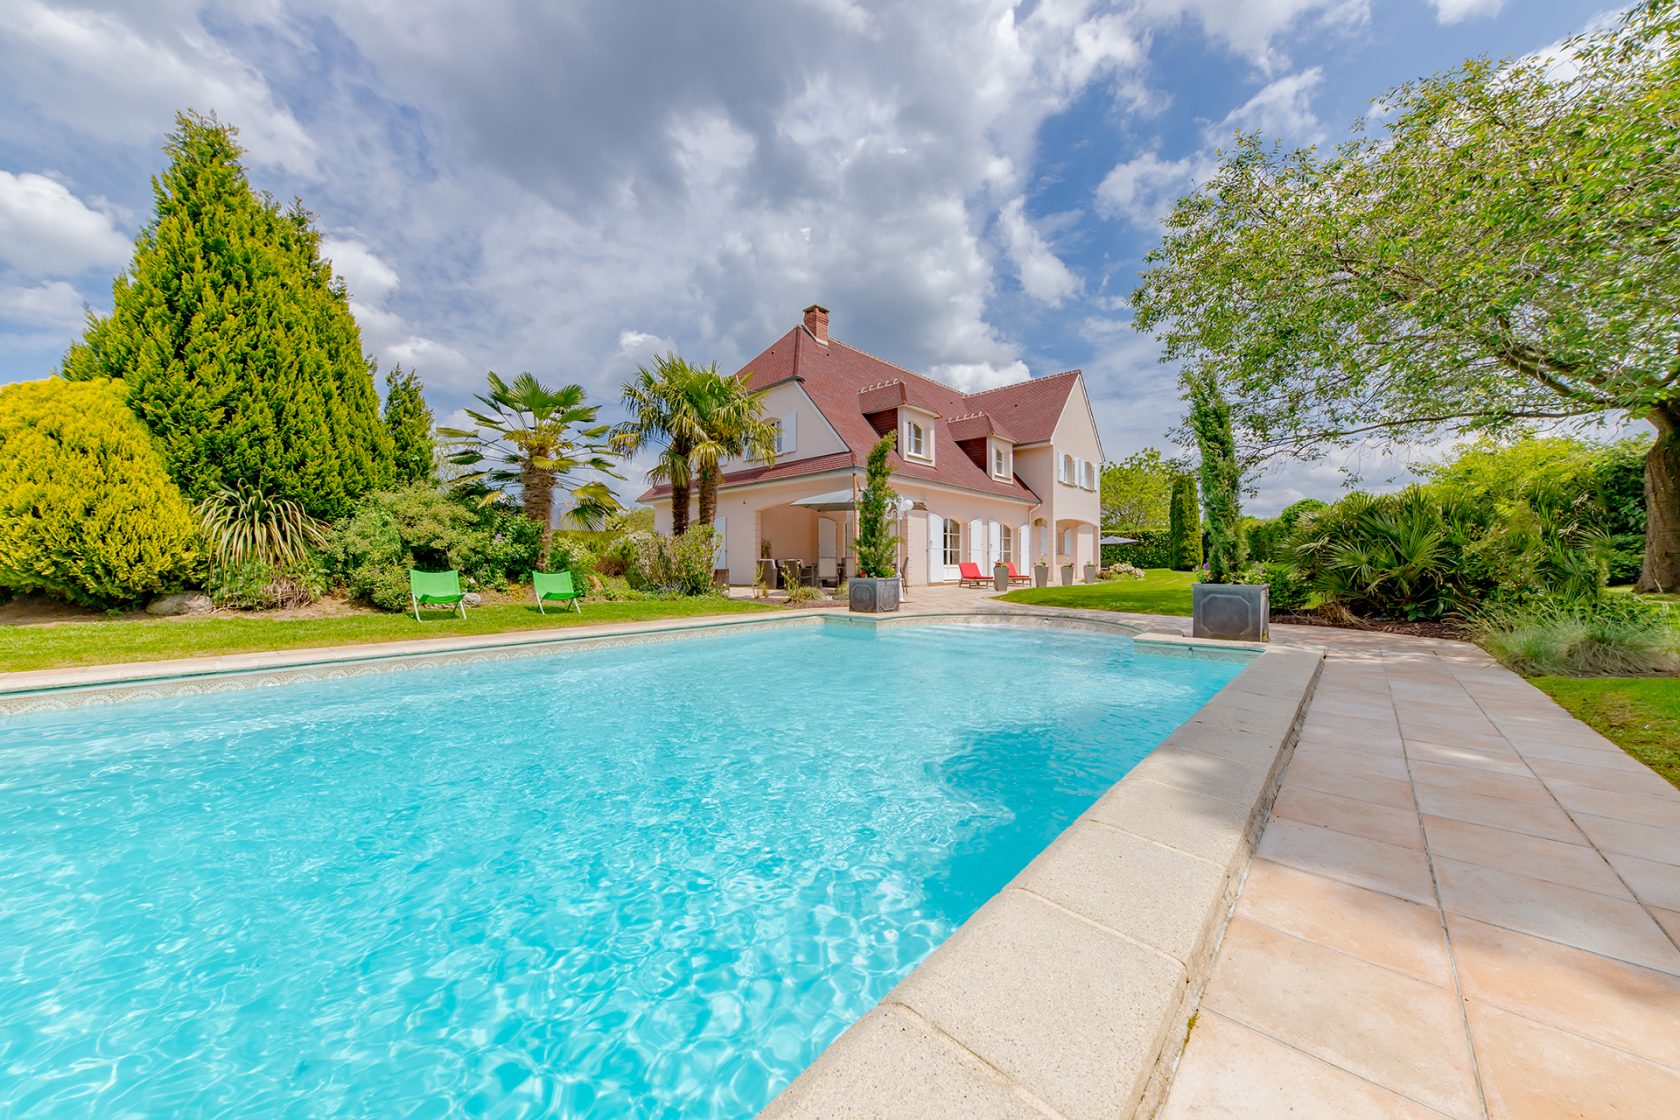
[1637, 404, 1680, 593]
[670, 475, 690, 537]
[523, 460, 557, 566]
[696, 463, 719, 533]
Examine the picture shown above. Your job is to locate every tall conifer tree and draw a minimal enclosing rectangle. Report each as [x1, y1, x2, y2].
[62, 112, 392, 519]
[383, 365, 436, 483]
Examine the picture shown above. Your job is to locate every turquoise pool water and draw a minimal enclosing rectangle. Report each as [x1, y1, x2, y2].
[0, 622, 1243, 1118]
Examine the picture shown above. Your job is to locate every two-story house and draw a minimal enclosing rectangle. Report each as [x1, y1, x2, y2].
[640, 305, 1104, 588]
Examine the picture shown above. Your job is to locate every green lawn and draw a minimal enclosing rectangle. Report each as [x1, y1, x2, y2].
[998, 568, 1197, 615]
[0, 599, 774, 675]
[1532, 676, 1680, 791]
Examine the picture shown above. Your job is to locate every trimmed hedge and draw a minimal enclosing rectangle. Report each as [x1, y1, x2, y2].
[1101, 528, 1172, 569]
[0, 378, 200, 606]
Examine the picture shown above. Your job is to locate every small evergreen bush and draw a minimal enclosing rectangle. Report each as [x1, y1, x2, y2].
[624, 528, 719, 596]
[0, 378, 200, 606]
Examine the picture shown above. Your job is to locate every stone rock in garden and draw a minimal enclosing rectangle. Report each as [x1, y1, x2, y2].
[463, 592, 482, 607]
[146, 592, 213, 616]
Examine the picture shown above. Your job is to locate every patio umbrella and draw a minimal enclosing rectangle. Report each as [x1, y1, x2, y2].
[790, 490, 925, 512]
[1100, 535, 1138, 545]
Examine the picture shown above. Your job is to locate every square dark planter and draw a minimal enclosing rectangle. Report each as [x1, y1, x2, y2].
[1192, 583, 1269, 641]
[848, 576, 901, 613]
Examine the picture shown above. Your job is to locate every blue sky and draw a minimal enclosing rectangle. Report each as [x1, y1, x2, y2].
[0, 0, 1612, 512]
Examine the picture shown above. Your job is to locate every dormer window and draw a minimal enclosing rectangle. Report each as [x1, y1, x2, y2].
[990, 442, 1012, 480]
[904, 417, 932, 462]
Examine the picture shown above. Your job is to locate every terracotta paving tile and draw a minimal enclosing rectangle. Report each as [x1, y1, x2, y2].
[1420, 815, 1628, 898]
[1272, 786, 1425, 850]
[1654, 907, 1680, 943]
[1412, 784, 1583, 844]
[1570, 813, 1680, 867]
[1283, 759, 1418, 811]
[1512, 739, 1653, 767]
[1288, 742, 1411, 780]
[1405, 740, 1527, 773]
[1159, 1012, 1459, 1120]
[1257, 818, 1437, 907]
[1200, 918, 1480, 1118]
[1527, 756, 1675, 796]
[1235, 859, 1452, 987]
[1601, 850, 1680, 912]
[1545, 781, 1680, 829]
[1408, 760, 1555, 805]
[1433, 858, 1680, 974]
[1447, 915, 1680, 1064]
[1469, 1002, 1680, 1120]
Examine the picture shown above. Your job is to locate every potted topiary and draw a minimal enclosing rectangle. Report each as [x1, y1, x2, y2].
[1187, 371, 1268, 641]
[849, 433, 902, 613]
[1034, 555, 1049, 587]
[992, 560, 1009, 592]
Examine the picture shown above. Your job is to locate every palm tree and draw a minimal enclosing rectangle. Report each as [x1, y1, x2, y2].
[692, 369, 779, 529]
[440, 371, 623, 555]
[614, 355, 708, 535]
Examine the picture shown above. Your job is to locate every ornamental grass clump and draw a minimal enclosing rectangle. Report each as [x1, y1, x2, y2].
[1471, 596, 1680, 677]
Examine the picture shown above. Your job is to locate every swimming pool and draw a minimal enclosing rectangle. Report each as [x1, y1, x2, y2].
[0, 621, 1244, 1117]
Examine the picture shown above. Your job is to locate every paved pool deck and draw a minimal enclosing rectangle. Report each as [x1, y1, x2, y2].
[4, 590, 1677, 1118]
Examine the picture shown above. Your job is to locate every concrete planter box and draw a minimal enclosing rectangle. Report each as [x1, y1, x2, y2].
[1034, 565, 1049, 588]
[1192, 582, 1270, 642]
[848, 577, 901, 613]
[993, 564, 1010, 592]
[1060, 564, 1075, 586]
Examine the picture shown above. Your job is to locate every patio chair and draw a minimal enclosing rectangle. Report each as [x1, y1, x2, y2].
[409, 569, 467, 621]
[817, 557, 838, 588]
[1003, 562, 1033, 585]
[533, 569, 582, 614]
[957, 562, 990, 588]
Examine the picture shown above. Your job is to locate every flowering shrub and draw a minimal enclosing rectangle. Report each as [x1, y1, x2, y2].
[625, 527, 720, 596]
[1101, 562, 1146, 581]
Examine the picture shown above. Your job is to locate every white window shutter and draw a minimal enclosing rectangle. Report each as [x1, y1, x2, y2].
[968, 519, 983, 564]
[987, 520, 1001, 566]
[712, 515, 727, 571]
[927, 513, 943, 578]
[1018, 523, 1030, 566]
[780, 411, 797, 455]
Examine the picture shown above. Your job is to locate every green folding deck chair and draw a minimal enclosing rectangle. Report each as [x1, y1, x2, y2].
[409, 569, 467, 621]
[533, 569, 582, 614]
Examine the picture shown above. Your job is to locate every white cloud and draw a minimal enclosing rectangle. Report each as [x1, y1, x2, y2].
[1095, 151, 1205, 229]
[0, 0, 316, 174]
[1428, 0, 1505, 26]
[1128, 0, 1368, 70]
[0, 279, 86, 329]
[1216, 67, 1326, 145]
[0, 172, 129, 277]
[321, 238, 400, 303]
[997, 197, 1080, 305]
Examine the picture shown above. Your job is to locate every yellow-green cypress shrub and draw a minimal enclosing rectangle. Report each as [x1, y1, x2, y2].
[0, 378, 201, 606]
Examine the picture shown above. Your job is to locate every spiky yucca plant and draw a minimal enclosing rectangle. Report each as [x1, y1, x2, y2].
[196, 484, 328, 573]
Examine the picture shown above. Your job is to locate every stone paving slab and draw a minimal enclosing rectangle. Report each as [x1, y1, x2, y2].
[1160, 624, 1680, 1120]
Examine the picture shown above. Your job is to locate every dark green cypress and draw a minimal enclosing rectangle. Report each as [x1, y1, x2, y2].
[1167, 473, 1202, 571]
[62, 112, 392, 519]
[384, 365, 436, 483]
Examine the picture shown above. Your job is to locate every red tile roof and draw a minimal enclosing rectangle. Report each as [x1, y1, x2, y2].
[638, 318, 1083, 504]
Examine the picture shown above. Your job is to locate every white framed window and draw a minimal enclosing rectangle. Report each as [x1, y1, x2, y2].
[1059, 453, 1074, 484]
[764, 419, 782, 456]
[942, 517, 961, 566]
[1000, 524, 1013, 564]
[991, 443, 1011, 480]
[906, 419, 929, 460]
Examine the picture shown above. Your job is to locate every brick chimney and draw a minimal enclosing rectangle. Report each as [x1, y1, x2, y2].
[802, 304, 829, 344]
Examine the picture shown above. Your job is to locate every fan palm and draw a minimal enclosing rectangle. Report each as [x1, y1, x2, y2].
[440, 372, 623, 555]
[691, 367, 779, 529]
[614, 355, 708, 536]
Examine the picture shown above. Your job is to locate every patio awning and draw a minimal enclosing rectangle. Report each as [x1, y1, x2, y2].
[790, 489, 925, 512]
